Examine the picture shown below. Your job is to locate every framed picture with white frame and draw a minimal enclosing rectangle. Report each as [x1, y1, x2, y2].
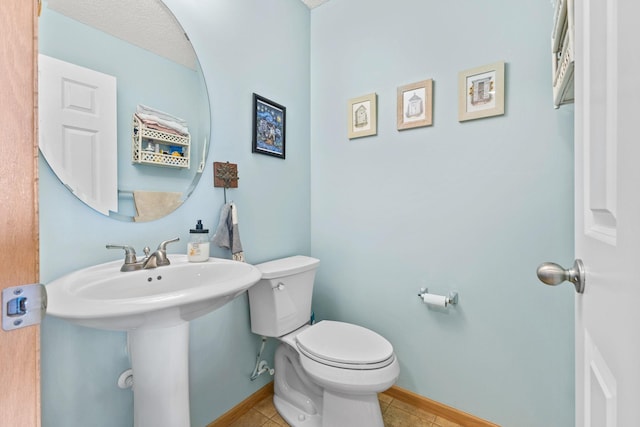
[458, 61, 505, 122]
[347, 93, 377, 139]
[397, 79, 433, 130]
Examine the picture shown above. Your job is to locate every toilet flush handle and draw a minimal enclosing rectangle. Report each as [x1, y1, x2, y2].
[273, 282, 285, 291]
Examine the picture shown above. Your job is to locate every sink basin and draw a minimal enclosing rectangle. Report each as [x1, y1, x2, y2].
[45, 255, 262, 330]
[45, 255, 263, 427]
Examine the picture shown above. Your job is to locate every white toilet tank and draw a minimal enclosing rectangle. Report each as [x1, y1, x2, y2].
[248, 256, 320, 337]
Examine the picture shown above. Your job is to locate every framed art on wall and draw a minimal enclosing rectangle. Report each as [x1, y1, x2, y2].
[252, 93, 286, 159]
[458, 61, 505, 122]
[397, 79, 433, 130]
[347, 93, 377, 139]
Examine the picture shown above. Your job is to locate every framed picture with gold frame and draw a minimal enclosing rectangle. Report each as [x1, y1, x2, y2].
[347, 93, 377, 139]
[397, 79, 433, 130]
[458, 61, 505, 122]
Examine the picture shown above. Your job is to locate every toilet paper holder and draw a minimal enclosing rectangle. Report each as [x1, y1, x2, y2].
[418, 288, 459, 306]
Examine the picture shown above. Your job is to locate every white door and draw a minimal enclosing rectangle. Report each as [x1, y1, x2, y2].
[574, 0, 640, 425]
[38, 54, 118, 215]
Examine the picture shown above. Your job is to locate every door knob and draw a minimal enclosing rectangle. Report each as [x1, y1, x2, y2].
[536, 259, 585, 294]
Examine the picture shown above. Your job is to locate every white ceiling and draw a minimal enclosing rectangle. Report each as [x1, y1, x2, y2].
[301, 0, 331, 9]
[45, 0, 196, 69]
[44, 0, 329, 70]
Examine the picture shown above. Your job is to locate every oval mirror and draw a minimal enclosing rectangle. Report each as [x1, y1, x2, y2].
[38, 0, 210, 222]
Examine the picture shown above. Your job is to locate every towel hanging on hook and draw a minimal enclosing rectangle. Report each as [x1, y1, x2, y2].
[211, 202, 244, 261]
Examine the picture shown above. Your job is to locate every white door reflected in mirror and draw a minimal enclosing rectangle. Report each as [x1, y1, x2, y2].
[38, 54, 118, 216]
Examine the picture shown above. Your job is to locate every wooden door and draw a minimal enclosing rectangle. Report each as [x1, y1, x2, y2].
[0, 0, 40, 426]
[574, 0, 640, 425]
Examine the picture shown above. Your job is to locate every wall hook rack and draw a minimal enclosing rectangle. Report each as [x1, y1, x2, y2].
[213, 161, 239, 203]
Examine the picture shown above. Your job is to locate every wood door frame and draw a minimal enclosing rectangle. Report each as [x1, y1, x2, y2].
[0, 0, 40, 426]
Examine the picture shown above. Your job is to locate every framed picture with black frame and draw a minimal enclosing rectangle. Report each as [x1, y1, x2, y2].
[252, 93, 286, 159]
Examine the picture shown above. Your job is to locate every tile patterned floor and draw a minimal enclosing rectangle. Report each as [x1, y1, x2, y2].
[228, 392, 463, 427]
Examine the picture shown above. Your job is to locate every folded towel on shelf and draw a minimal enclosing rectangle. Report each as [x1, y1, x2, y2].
[137, 104, 188, 126]
[211, 202, 244, 261]
[133, 191, 183, 222]
[135, 114, 186, 136]
[136, 104, 189, 135]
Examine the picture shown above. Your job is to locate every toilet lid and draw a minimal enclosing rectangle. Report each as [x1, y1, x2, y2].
[296, 321, 394, 369]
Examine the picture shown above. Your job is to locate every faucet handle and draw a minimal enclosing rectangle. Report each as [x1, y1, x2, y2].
[158, 237, 180, 251]
[106, 244, 137, 264]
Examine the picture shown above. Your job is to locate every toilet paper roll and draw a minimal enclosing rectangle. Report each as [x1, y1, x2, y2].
[421, 293, 448, 307]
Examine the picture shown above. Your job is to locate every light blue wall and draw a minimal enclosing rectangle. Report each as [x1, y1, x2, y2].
[309, 1, 574, 427]
[39, 0, 310, 426]
[40, 1, 574, 426]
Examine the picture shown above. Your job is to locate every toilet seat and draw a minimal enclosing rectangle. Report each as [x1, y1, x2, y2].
[296, 321, 395, 370]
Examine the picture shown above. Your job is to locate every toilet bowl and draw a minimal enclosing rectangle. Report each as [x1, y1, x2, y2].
[247, 256, 400, 427]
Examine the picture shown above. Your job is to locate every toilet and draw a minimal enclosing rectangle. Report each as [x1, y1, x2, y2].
[247, 256, 399, 427]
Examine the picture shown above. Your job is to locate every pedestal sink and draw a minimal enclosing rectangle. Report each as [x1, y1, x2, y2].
[45, 255, 262, 427]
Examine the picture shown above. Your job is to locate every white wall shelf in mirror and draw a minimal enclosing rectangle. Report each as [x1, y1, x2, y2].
[132, 114, 190, 169]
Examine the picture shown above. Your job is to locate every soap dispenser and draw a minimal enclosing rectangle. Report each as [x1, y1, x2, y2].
[188, 220, 209, 262]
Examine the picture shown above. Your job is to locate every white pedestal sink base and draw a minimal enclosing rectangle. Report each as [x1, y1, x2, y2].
[45, 256, 263, 426]
[129, 322, 190, 427]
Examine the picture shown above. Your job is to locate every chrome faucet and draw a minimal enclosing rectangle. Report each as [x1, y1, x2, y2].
[142, 237, 179, 269]
[106, 244, 141, 272]
[106, 237, 180, 272]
